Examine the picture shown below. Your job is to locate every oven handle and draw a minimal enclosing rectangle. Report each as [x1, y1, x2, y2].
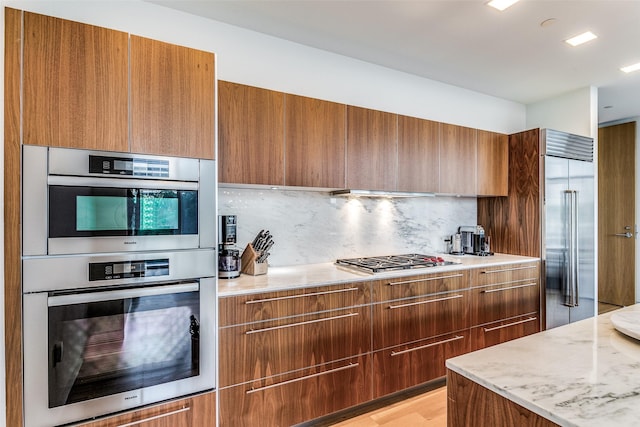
[48, 282, 200, 307]
[48, 175, 198, 191]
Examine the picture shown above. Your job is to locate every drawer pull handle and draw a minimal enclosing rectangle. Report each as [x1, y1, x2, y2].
[388, 274, 463, 286]
[246, 363, 359, 394]
[480, 266, 537, 274]
[390, 335, 464, 356]
[245, 312, 359, 334]
[480, 282, 538, 293]
[388, 293, 463, 310]
[245, 287, 360, 304]
[116, 406, 190, 427]
[483, 317, 538, 332]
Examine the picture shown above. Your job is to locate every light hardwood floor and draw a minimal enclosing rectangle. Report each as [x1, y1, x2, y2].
[329, 387, 447, 427]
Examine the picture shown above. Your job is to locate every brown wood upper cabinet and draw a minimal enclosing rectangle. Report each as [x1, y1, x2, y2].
[22, 12, 215, 158]
[23, 12, 129, 151]
[440, 123, 477, 196]
[397, 115, 439, 193]
[218, 81, 285, 184]
[285, 94, 346, 188]
[130, 36, 215, 158]
[477, 130, 508, 196]
[346, 106, 398, 191]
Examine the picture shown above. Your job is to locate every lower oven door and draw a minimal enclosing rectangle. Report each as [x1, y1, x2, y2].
[23, 278, 215, 427]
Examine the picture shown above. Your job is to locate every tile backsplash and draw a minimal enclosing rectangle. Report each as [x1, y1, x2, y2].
[218, 188, 477, 266]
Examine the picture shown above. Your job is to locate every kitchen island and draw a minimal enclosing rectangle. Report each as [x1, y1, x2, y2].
[446, 304, 640, 427]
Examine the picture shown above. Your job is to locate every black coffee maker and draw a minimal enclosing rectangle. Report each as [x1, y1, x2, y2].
[218, 215, 241, 278]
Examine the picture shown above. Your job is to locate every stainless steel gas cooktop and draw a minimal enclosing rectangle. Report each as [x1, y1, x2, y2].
[336, 253, 458, 273]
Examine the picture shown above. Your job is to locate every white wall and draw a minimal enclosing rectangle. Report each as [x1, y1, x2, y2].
[526, 86, 598, 138]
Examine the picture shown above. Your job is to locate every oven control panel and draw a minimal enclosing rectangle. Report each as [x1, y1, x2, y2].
[89, 155, 170, 178]
[89, 258, 170, 281]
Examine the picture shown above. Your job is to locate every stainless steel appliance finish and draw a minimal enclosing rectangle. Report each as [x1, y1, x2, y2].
[336, 254, 458, 273]
[22, 252, 216, 427]
[22, 145, 216, 255]
[23, 249, 216, 293]
[542, 129, 596, 329]
[446, 233, 464, 255]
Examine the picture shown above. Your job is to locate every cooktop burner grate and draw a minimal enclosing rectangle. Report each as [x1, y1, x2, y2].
[336, 253, 457, 273]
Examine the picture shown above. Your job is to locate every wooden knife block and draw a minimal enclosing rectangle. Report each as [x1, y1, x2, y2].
[240, 243, 268, 276]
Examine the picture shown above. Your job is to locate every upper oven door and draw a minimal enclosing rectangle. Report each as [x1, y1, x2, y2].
[22, 145, 215, 256]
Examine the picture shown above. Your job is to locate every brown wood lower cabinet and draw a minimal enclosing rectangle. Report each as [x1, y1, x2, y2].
[219, 305, 371, 387]
[447, 370, 558, 427]
[76, 391, 216, 427]
[471, 313, 540, 351]
[373, 331, 470, 398]
[219, 355, 372, 427]
[373, 290, 469, 350]
[218, 261, 540, 425]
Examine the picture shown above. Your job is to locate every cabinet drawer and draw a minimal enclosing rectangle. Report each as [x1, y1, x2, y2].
[219, 282, 369, 326]
[373, 290, 468, 350]
[470, 280, 539, 326]
[373, 270, 467, 302]
[471, 262, 539, 287]
[76, 391, 215, 427]
[219, 306, 371, 387]
[219, 355, 372, 427]
[373, 331, 470, 398]
[471, 313, 540, 351]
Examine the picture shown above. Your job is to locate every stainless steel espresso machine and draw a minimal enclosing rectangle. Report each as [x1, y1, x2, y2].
[218, 215, 241, 278]
[458, 225, 493, 256]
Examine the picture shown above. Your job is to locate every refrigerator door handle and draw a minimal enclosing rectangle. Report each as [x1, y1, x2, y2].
[563, 190, 579, 307]
[573, 190, 579, 306]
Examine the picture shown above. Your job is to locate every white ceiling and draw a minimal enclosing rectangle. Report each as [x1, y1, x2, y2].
[148, 0, 640, 124]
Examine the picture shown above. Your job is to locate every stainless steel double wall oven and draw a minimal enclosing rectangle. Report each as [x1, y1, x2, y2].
[21, 146, 217, 427]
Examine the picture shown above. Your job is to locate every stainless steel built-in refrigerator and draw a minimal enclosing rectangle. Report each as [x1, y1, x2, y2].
[543, 129, 596, 329]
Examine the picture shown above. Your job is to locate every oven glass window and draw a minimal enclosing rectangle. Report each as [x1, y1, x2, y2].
[140, 191, 180, 231]
[49, 186, 197, 237]
[48, 287, 200, 408]
[76, 196, 128, 231]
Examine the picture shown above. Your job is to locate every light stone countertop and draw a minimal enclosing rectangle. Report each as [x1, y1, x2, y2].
[217, 253, 539, 296]
[446, 304, 640, 427]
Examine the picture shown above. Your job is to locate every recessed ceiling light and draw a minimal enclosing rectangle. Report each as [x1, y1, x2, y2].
[487, 0, 520, 11]
[621, 62, 640, 73]
[565, 31, 597, 47]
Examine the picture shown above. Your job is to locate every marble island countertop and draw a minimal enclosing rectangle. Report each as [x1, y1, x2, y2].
[217, 253, 538, 296]
[446, 304, 640, 427]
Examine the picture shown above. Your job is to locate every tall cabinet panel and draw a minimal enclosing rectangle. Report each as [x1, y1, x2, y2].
[218, 81, 285, 185]
[285, 94, 346, 188]
[477, 130, 508, 196]
[130, 36, 215, 159]
[397, 115, 439, 193]
[477, 129, 541, 257]
[346, 106, 398, 191]
[23, 12, 128, 151]
[5, 9, 23, 427]
[439, 123, 477, 195]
